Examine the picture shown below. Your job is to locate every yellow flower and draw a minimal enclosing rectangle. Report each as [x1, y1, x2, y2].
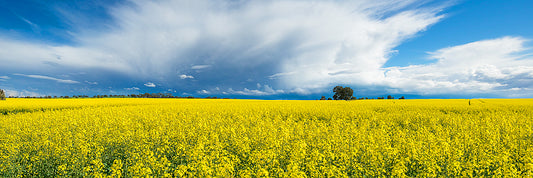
[0, 98, 531, 177]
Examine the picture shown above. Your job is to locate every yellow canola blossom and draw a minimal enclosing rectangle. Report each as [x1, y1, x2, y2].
[0, 98, 532, 177]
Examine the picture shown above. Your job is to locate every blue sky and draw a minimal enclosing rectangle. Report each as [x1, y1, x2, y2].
[1, 0, 532, 99]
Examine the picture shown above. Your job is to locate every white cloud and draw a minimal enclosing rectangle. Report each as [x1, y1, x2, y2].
[0, 76, 9, 81]
[179, 74, 194, 79]
[381, 37, 533, 95]
[13, 74, 79, 84]
[0, 37, 132, 74]
[85, 81, 98, 85]
[272, 7, 444, 92]
[226, 85, 285, 96]
[197, 90, 210, 94]
[191, 65, 211, 70]
[144, 82, 156, 87]
[0, 1, 445, 88]
[4, 89, 42, 97]
[125, 87, 140, 90]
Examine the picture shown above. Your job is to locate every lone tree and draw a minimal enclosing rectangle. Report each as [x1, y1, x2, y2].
[0, 89, 5, 100]
[332, 86, 353, 100]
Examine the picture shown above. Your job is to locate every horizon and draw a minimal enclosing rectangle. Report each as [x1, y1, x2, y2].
[1, 0, 532, 99]
[5, 91, 531, 100]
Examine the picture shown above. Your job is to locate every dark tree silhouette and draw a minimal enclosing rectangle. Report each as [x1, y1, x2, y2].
[332, 86, 354, 100]
[320, 96, 326, 100]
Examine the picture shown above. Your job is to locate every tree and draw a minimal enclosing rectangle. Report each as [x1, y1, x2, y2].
[387, 95, 393, 99]
[320, 96, 326, 100]
[332, 86, 354, 100]
[0, 89, 5, 100]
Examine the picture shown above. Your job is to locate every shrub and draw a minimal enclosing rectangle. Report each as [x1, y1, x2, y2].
[0, 89, 6, 100]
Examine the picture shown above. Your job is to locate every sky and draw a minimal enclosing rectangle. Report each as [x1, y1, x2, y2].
[0, 0, 532, 99]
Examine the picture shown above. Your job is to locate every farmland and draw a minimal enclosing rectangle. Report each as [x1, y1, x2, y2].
[0, 98, 532, 177]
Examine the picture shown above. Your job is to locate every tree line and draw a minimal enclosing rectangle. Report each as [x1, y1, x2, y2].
[0, 90, 229, 100]
[320, 86, 405, 100]
[1, 87, 406, 101]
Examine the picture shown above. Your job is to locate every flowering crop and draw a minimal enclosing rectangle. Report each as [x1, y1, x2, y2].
[0, 98, 532, 177]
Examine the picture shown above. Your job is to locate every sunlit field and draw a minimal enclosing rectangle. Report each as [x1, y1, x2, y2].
[1, 98, 532, 177]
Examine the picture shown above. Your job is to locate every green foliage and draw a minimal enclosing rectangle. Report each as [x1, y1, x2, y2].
[0, 89, 5, 100]
[332, 86, 353, 100]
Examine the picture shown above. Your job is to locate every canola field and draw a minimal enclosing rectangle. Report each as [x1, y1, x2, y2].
[1, 98, 532, 177]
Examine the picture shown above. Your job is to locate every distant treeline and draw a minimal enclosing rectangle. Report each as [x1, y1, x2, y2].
[5, 93, 229, 99]
[320, 86, 406, 100]
[320, 95, 405, 100]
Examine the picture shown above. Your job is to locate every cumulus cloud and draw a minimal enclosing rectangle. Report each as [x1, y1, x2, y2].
[197, 90, 210, 94]
[13, 74, 79, 84]
[179, 74, 194, 79]
[382, 37, 533, 95]
[144, 82, 156, 88]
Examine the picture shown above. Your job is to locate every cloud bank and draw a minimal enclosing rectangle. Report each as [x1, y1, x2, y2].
[0, 0, 532, 97]
[382, 37, 533, 96]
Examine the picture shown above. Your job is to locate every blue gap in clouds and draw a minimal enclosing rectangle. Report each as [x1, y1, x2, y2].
[0, 0, 71, 44]
[0, 0, 125, 45]
[384, 0, 533, 68]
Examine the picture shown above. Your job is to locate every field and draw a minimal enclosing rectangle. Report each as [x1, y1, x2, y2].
[1, 98, 532, 177]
